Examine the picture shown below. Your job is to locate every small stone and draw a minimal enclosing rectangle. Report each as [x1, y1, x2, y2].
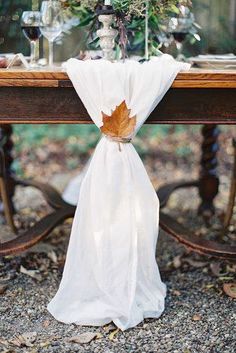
[192, 314, 201, 321]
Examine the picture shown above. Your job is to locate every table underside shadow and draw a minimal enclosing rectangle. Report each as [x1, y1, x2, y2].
[0, 177, 236, 260]
[0, 124, 235, 260]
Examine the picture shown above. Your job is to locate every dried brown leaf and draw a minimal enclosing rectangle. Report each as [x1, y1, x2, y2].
[0, 284, 8, 295]
[0, 274, 12, 284]
[103, 323, 116, 333]
[67, 332, 102, 344]
[172, 290, 181, 296]
[10, 338, 22, 348]
[173, 255, 182, 269]
[205, 284, 215, 289]
[39, 341, 51, 348]
[183, 258, 208, 268]
[0, 338, 9, 347]
[101, 101, 136, 139]
[47, 250, 58, 264]
[210, 262, 227, 277]
[11, 332, 37, 348]
[109, 328, 119, 341]
[20, 266, 42, 281]
[183, 349, 191, 353]
[42, 320, 50, 328]
[192, 314, 201, 321]
[227, 264, 236, 273]
[223, 283, 236, 299]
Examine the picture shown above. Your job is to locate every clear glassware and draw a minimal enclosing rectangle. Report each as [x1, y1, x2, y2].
[168, 4, 194, 60]
[21, 11, 42, 68]
[40, 0, 63, 67]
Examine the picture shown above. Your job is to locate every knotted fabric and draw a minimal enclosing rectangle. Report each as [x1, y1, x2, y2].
[47, 55, 190, 331]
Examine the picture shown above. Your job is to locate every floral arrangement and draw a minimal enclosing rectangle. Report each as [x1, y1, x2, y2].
[61, 0, 194, 56]
[61, 0, 181, 17]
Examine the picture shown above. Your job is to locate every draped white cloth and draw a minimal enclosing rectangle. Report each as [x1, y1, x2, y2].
[47, 55, 190, 331]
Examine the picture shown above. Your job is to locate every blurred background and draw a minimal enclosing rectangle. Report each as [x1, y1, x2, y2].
[1, 0, 235, 59]
[0, 0, 235, 184]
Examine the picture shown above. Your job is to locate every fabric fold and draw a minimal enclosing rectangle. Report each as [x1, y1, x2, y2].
[48, 55, 190, 330]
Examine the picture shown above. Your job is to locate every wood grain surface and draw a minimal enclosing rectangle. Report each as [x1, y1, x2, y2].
[0, 67, 236, 124]
[0, 68, 236, 88]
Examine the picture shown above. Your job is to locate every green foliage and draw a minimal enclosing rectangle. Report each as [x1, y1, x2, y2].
[13, 124, 198, 152]
[0, 0, 31, 54]
[63, 0, 180, 17]
[62, 0, 181, 54]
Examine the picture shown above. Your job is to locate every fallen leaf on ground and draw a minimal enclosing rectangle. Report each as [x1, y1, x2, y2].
[47, 250, 58, 264]
[0, 338, 9, 346]
[183, 349, 191, 353]
[0, 274, 12, 284]
[24, 242, 56, 255]
[227, 264, 236, 273]
[103, 323, 116, 333]
[173, 255, 182, 269]
[11, 332, 37, 347]
[109, 328, 119, 341]
[0, 284, 8, 295]
[219, 276, 234, 281]
[172, 290, 181, 296]
[0, 349, 16, 353]
[67, 332, 102, 344]
[183, 258, 208, 268]
[20, 266, 42, 281]
[223, 283, 236, 299]
[205, 284, 215, 289]
[42, 320, 50, 328]
[192, 314, 201, 321]
[210, 262, 227, 277]
[39, 341, 51, 348]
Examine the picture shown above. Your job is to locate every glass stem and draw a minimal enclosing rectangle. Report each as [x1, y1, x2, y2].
[176, 41, 183, 60]
[145, 0, 149, 60]
[48, 40, 54, 67]
[30, 41, 36, 66]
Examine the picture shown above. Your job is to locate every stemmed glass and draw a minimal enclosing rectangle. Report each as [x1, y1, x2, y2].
[21, 11, 42, 68]
[168, 4, 194, 60]
[40, 0, 63, 67]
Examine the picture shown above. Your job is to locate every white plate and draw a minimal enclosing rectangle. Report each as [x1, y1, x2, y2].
[188, 55, 236, 69]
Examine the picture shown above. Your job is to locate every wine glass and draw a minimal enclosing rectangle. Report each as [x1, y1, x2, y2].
[40, 0, 63, 67]
[168, 5, 194, 60]
[21, 11, 42, 68]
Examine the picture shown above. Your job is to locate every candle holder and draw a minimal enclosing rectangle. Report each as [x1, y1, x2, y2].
[96, 5, 118, 61]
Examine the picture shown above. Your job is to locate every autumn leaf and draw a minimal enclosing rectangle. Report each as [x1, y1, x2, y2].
[11, 332, 37, 348]
[100, 101, 136, 139]
[67, 332, 102, 344]
[192, 314, 201, 321]
[109, 328, 119, 341]
[20, 265, 42, 282]
[172, 255, 182, 269]
[223, 283, 236, 299]
[183, 258, 208, 268]
[0, 284, 8, 295]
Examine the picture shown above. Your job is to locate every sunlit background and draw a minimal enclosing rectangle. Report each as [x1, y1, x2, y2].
[0, 0, 235, 177]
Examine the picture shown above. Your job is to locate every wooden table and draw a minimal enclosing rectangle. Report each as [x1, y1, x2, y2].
[0, 67, 236, 259]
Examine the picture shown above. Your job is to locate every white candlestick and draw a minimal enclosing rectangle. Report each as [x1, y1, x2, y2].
[105, 0, 112, 5]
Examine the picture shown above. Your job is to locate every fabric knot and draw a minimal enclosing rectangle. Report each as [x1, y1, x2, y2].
[103, 134, 132, 151]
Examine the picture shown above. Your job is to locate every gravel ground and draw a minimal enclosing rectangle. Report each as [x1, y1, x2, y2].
[0, 227, 235, 353]
[0, 129, 236, 353]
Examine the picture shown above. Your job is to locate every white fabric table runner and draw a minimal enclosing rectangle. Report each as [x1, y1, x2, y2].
[48, 55, 190, 331]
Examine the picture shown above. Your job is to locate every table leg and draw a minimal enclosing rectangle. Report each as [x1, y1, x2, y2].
[0, 124, 76, 255]
[0, 124, 15, 215]
[157, 124, 236, 260]
[198, 124, 220, 218]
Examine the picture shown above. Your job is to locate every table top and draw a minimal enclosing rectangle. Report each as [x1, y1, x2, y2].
[0, 67, 236, 88]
